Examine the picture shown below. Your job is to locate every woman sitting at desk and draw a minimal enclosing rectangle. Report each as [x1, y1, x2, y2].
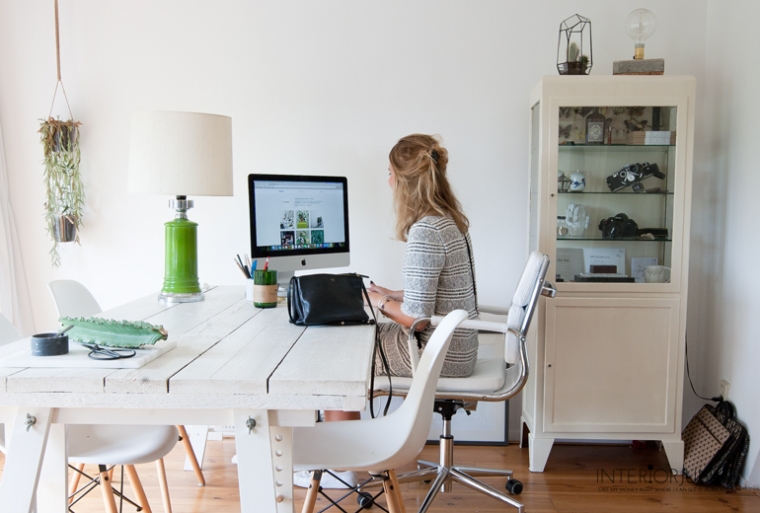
[366, 133, 479, 378]
[303, 134, 480, 489]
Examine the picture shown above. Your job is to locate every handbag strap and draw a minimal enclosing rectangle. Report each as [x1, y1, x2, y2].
[286, 276, 297, 324]
[465, 234, 479, 315]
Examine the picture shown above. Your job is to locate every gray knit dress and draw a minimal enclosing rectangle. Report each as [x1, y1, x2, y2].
[375, 216, 479, 378]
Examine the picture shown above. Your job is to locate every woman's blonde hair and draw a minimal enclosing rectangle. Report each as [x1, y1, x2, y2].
[389, 134, 469, 241]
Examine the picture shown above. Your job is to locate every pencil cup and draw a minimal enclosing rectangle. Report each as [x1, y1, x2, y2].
[253, 270, 278, 308]
[245, 279, 254, 301]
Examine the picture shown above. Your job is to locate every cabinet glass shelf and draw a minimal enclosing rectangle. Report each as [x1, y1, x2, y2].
[558, 191, 674, 195]
[558, 144, 675, 150]
[558, 237, 671, 242]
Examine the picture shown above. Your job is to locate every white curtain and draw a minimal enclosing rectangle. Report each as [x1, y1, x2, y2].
[0, 117, 35, 335]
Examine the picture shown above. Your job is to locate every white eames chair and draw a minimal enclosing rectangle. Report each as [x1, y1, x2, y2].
[48, 280, 205, 487]
[293, 309, 471, 513]
[0, 312, 178, 512]
[48, 280, 197, 510]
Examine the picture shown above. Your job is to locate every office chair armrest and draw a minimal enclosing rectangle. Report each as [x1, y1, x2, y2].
[479, 304, 509, 316]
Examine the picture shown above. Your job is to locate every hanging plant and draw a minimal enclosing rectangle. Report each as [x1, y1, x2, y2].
[41, 0, 85, 267]
[40, 117, 83, 266]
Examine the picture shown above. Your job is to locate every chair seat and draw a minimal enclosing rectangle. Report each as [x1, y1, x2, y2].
[67, 424, 178, 465]
[380, 357, 506, 394]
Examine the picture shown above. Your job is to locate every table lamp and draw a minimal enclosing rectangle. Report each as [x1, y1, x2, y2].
[128, 111, 233, 303]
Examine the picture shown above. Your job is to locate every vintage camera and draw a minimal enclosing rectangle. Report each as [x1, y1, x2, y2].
[598, 213, 639, 239]
[606, 162, 664, 192]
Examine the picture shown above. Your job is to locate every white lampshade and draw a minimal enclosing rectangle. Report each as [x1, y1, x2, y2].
[128, 111, 233, 196]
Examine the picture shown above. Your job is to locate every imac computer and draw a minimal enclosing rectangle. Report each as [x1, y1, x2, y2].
[248, 174, 350, 294]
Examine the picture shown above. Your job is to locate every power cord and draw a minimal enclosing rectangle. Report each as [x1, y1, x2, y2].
[685, 330, 723, 402]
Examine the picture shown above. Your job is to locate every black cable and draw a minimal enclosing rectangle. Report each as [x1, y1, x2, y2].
[685, 330, 722, 402]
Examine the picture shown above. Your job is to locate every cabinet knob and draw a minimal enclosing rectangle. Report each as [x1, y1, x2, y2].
[547, 364, 552, 368]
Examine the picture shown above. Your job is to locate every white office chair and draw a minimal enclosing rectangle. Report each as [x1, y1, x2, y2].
[369, 251, 555, 513]
[292, 309, 471, 513]
[47, 279, 206, 488]
[0, 312, 178, 512]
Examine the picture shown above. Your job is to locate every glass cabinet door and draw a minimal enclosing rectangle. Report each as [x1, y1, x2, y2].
[554, 105, 676, 284]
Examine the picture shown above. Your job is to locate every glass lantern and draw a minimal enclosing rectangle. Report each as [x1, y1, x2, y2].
[557, 14, 592, 75]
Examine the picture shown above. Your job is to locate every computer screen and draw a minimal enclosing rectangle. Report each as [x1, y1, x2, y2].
[248, 174, 350, 292]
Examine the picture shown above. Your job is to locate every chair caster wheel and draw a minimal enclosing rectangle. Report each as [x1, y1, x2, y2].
[357, 491, 374, 509]
[506, 479, 523, 495]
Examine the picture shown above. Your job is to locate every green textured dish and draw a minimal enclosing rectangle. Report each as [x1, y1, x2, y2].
[59, 316, 169, 348]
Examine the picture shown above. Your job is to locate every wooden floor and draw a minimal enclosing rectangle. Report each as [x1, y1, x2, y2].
[2, 438, 758, 512]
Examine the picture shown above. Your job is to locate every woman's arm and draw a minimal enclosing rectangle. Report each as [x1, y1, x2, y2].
[368, 282, 404, 301]
[365, 290, 428, 330]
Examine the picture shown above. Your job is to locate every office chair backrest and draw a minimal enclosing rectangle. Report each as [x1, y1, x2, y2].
[505, 251, 550, 364]
[48, 280, 103, 319]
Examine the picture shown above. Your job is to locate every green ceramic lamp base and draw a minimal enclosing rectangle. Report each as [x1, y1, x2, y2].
[160, 204, 204, 303]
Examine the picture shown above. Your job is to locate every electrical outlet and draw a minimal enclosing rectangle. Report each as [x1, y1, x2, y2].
[719, 379, 730, 401]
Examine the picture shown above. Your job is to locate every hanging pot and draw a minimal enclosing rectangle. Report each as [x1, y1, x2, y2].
[53, 214, 78, 243]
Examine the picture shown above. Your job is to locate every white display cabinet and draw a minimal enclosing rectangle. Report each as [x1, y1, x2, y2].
[523, 76, 696, 473]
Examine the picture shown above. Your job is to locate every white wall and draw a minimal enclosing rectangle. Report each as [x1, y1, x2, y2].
[11, 0, 760, 480]
[690, 0, 760, 487]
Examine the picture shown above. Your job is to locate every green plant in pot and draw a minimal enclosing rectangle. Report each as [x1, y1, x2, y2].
[39, 117, 84, 267]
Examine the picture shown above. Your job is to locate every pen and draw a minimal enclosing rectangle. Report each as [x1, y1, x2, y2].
[234, 257, 249, 278]
[236, 255, 251, 279]
[251, 260, 257, 275]
[263, 256, 270, 271]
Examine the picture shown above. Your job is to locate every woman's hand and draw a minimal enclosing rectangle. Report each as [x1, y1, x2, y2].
[365, 290, 383, 308]
[369, 282, 403, 301]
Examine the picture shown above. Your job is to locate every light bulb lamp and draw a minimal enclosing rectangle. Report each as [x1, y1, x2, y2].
[128, 111, 233, 303]
[613, 8, 664, 75]
[626, 8, 657, 60]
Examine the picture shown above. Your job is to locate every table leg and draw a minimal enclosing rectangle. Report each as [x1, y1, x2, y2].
[0, 407, 53, 513]
[233, 409, 293, 513]
[182, 424, 208, 479]
[36, 423, 69, 512]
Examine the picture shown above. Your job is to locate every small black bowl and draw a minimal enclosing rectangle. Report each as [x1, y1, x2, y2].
[31, 333, 69, 356]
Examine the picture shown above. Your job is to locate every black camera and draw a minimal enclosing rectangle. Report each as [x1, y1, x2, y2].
[598, 213, 639, 239]
[606, 162, 664, 192]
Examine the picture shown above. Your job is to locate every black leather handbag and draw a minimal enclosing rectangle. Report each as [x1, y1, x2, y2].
[287, 273, 374, 326]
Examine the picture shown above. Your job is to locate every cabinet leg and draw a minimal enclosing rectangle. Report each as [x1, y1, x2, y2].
[528, 435, 554, 472]
[661, 440, 684, 475]
[519, 418, 530, 448]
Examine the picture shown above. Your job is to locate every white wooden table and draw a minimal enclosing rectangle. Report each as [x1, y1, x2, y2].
[0, 286, 376, 512]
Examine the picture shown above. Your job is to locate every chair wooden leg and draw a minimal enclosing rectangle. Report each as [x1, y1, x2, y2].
[156, 457, 173, 513]
[382, 470, 407, 513]
[124, 465, 153, 513]
[300, 470, 322, 513]
[68, 463, 85, 504]
[177, 425, 205, 486]
[98, 465, 119, 513]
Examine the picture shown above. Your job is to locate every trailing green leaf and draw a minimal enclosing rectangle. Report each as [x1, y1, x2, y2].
[39, 117, 84, 267]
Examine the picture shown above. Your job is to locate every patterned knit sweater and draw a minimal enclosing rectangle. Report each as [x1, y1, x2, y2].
[380, 215, 479, 377]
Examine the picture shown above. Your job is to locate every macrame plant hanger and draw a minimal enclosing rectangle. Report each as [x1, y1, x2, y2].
[49, 0, 74, 121]
[42, 0, 84, 267]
